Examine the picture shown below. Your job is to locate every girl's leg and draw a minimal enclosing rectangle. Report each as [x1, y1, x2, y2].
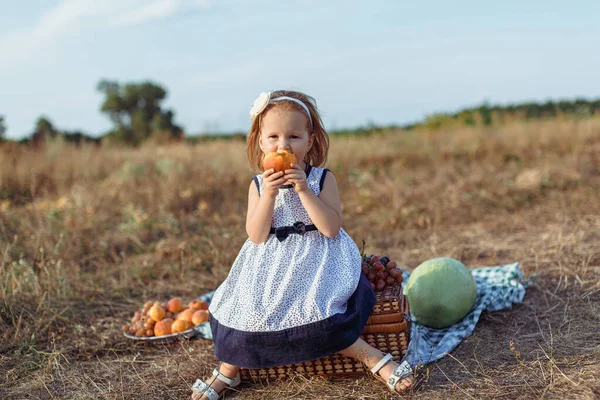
[191, 362, 241, 400]
[338, 338, 413, 392]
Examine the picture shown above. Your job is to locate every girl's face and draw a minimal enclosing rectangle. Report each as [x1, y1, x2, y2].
[259, 108, 314, 169]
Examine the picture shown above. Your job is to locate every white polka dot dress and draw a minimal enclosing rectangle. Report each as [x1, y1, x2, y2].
[208, 166, 377, 368]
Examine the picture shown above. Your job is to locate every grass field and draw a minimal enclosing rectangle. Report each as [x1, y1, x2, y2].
[1, 118, 599, 399]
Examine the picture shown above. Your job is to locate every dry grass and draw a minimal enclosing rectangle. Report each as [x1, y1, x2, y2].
[1, 118, 599, 399]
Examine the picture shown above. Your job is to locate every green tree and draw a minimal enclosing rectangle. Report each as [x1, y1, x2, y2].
[30, 116, 58, 145]
[97, 79, 183, 145]
[477, 102, 493, 126]
[0, 115, 6, 140]
[458, 110, 476, 126]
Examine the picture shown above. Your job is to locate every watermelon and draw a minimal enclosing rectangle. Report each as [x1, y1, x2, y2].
[405, 257, 477, 329]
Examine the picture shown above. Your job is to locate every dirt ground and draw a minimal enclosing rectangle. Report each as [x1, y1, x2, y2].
[1, 119, 599, 399]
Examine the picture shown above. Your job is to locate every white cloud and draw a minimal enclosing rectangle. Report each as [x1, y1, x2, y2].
[0, 0, 212, 66]
[114, 0, 212, 26]
[0, 0, 131, 66]
[115, 0, 179, 25]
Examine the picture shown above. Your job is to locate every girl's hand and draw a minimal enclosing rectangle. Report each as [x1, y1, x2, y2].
[284, 164, 309, 193]
[262, 169, 286, 198]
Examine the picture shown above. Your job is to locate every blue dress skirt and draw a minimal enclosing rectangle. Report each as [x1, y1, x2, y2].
[210, 273, 376, 368]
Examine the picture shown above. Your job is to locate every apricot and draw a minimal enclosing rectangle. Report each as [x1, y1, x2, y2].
[176, 308, 195, 322]
[192, 310, 209, 325]
[143, 319, 156, 330]
[154, 318, 174, 336]
[171, 319, 193, 333]
[148, 304, 166, 322]
[188, 300, 209, 311]
[263, 150, 297, 173]
[167, 297, 183, 313]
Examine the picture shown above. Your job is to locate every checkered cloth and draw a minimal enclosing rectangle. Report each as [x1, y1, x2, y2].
[196, 262, 530, 369]
[401, 262, 531, 368]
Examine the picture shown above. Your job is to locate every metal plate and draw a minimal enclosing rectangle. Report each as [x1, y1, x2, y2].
[124, 321, 213, 344]
[123, 292, 216, 344]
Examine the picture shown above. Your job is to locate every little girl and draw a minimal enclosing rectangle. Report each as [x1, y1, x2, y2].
[191, 90, 414, 400]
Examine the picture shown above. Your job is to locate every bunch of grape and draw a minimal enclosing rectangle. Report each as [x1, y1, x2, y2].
[361, 255, 403, 291]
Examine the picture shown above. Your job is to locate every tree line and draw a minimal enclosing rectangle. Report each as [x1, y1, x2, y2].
[1, 81, 599, 146]
[413, 99, 600, 131]
[0, 80, 183, 147]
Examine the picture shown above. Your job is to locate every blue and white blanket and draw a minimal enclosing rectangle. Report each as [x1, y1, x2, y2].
[196, 262, 530, 369]
[401, 262, 530, 368]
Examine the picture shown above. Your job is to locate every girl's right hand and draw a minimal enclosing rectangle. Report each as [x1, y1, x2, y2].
[262, 169, 286, 198]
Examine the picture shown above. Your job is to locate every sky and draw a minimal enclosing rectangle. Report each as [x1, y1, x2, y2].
[1, 0, 599, 139]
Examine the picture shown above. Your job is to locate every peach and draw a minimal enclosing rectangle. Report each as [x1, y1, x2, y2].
[154, 318, 174, 336]
[167, 297, 183, 313]
[192, 310, 209, 325]
[171, 319, 193, 333]
[188, 300, 209, 311]
[148, 304, 166, 322]
[263, 150, 297, 173]
[176, 308, 195, 322]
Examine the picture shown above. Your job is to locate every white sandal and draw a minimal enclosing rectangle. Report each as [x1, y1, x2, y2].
[191, 367, 241, 400]
[370, 353, 414, 394]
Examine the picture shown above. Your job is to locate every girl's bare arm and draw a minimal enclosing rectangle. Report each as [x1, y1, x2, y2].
[296, 172, 342, 238]
[246, 170, 286, 244]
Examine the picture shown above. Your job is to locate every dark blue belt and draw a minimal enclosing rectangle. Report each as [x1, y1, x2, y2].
[269, 221, 318, 242]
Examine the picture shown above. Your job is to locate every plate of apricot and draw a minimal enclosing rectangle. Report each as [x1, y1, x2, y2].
[123, 298, 213, 343]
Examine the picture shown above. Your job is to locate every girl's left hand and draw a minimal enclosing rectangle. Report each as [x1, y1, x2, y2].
[284, 164, 309, 193]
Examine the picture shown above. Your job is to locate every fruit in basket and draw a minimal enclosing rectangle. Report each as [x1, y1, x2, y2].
[405, 257, 477, 329]
[167, 297, 184, 313]
[263, 150, 297, 173]
[192, 310, 209, 325]
[188, 300, 209, 310]
[172, 319, 193, 333]
[148, 303, 166, 322]
[154, 318, 174, 336]
[372, 262, 385, 272]
[389, 268, 402, 278]
[360, 250, 403, 291]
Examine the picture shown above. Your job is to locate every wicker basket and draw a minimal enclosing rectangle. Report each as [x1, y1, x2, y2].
[240, 283, 410, 382]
